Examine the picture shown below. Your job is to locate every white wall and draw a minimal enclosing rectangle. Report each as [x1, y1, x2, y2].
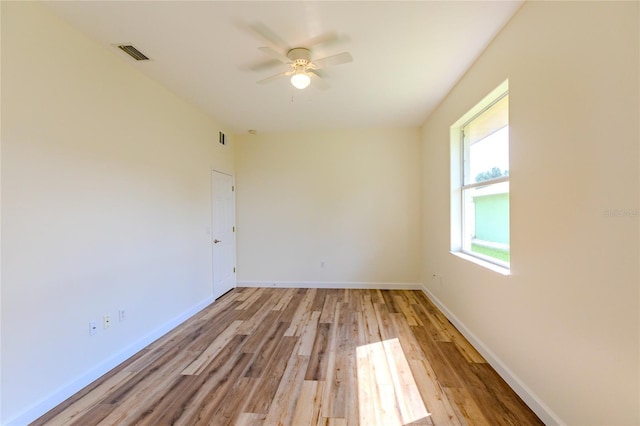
[1, 3, 234, 423]
[421, 2, 639, 425]
[235, 128, 421, 286]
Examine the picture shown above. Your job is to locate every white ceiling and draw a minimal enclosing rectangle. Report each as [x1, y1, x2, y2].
[44, 1, 523, 134]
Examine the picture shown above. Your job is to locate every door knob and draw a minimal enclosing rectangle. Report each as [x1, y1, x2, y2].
[213, 239, 221, 244]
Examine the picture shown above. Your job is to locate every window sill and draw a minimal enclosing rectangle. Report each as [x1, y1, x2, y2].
[450, 251, 511, 276]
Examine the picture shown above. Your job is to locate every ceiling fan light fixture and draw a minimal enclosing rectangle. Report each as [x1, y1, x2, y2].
[290, 69, 311, 90]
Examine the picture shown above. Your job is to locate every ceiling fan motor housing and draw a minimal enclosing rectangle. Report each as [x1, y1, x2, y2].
[287, 47, 311, 64]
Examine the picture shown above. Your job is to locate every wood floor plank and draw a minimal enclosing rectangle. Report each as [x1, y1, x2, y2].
[319, 293, 338, 324]
[33, 288, 543, 426]
[403, 290, 421, 305]
[208, 376, 258, 425]
[98, 331, 206, 408]
[311, 288, 330, 311]
[298, 311, 321, 356]
[362, 294, 382, 344]
[234, 286, 258, 302]
[444, 386, 492, 426]
[68, 403, 115, 426]
[305, 322, 331, 380]
[411, 301, 452, 343]
[471, 363, 543, 425]
[383, 337, 430, 424]
[373, 300, 396, 341]
[437, 341, 524, 426]
[410, 325, 463, 388]
[347, 289, 364, 312]
[408, 358, 461, 426]
[423, 298, 459, 340]
[38, 371, 134, 426]
[235, 287, 264, 310]
[394, 293, 423, 326]
[180, 319, 244, 375]
[144, 294, 240, 354]
[272, 287, 297, 311]
[390, 312, 426, 361]
[355, 339, 377, 426]
[446, 328, 486, 364]
[242, 335, 298, 414]
[338, 288, 351, 304]
[326, 347, 349, 418]
[188, 353, 255, 426]
[380, 289, 401, 313]
[291, 380, 321, 425]
[279, 288, 308, 322]
[236, 292, 273, 321]
[370, 340, 403, 425]
[240, 310, 283, 353]
[370, 288, 386, 305]
[235, 412, 266, 426]
[264, 353, 311, 425]
[236, 291, 282, 334]
[243, 321, 290, 378]
[320, 301, 342, 419]
[94, 349, 196, 425]
[284, 287, 317, 336]
[197, 288, 242, 321]
[164, 334, 251, 425]
[320, 417, 347, 426]
[139, 335, 248, 425]
[343, 313, 359, 425]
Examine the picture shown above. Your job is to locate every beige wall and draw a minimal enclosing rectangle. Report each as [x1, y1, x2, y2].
[235, 128, 421, 286]
[421, 1, 639, 425]
[1, 3, 234, 423]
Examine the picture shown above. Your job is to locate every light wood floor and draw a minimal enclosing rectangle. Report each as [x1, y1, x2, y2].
[33, 288, 543, 425]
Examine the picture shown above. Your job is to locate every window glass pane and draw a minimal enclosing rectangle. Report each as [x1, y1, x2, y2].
[463, 183, 510, 264]
[468, 126, 509, 184]
[463, 95, 509, 185]
[461, 93, 509, 266]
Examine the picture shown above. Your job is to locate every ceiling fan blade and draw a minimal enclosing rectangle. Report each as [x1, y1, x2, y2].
[308, 69, 330, 90]
[248, 58, 283, 72]
[308, 68, 327, 79]
[303, 31, 340, 48]
[249, 22, 290, 51]
[312, 52, 353, 68]
[258, 46, 291, 64]
[256, 71, 290, 85]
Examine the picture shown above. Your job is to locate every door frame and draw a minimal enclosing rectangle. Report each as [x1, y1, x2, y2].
[211, 169, 237, 299]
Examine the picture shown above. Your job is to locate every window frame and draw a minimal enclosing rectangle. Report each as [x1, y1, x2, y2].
[450, 80, 510, 273]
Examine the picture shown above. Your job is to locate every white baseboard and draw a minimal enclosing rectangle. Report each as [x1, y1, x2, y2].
[6, 296, 215, 426]
[237, 280, 424, 290]
[420, 285, 563, 426]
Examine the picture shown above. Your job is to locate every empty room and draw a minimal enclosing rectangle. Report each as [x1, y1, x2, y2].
[1, 1, 638, 425]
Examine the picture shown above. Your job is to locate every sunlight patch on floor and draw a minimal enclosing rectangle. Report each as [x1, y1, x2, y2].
[356, 338, 431, 425]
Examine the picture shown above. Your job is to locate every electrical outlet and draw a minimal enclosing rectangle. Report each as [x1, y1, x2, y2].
[89, 321, 97, 336]
[103, 314, 111, 329]
[118, 309, 126, 322]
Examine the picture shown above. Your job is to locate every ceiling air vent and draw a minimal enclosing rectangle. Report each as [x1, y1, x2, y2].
[117, 45, 150, 61]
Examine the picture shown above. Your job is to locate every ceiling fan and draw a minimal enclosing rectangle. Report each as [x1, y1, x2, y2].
[247, 23, 353, 90]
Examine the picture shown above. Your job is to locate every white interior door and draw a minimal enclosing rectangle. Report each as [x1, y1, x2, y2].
[211, 170, 236, 299]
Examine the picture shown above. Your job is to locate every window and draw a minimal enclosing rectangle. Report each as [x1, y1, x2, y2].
[451, 81, 509, 270]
